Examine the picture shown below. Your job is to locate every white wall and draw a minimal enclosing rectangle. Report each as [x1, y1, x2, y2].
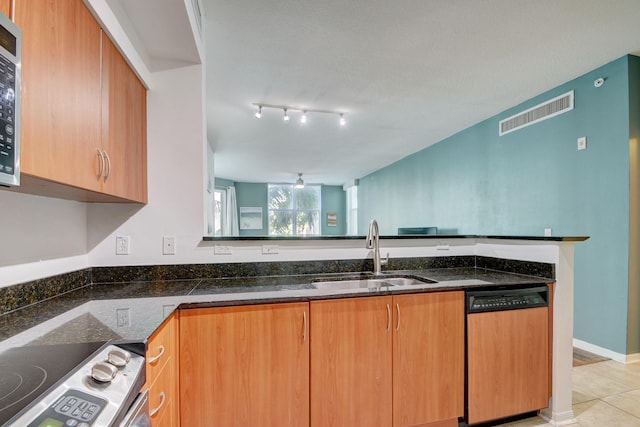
[0, 191, 88, 287]
[87, 64, 212, 266]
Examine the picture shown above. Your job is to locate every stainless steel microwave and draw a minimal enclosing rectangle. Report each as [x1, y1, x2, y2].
[0, 11, 20, 187]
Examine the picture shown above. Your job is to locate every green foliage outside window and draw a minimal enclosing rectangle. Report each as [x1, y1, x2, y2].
[268, 184, 321, 235]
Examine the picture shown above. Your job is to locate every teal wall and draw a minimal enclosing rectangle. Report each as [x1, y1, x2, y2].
[321, 186, 347, 235]
[359, 55, 638, 355]
[235, 182, 269, 236]
[225, 181, 347, 236]
[215, 177, 235, 188]
[627, 56, 640, 353]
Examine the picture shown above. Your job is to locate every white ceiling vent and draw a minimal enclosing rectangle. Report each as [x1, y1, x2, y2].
[499, 91, 574, 136]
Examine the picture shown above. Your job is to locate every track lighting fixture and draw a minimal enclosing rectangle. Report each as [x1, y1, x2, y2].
[251, 103, 347, 126]
[295, 173, 305, 189]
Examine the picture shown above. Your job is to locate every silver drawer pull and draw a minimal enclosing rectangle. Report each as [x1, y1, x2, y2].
[386, 304, 391, 332]
[149, 392, 166, 417]
[148, 345, 165, 364]
[396, 303, 401, 331]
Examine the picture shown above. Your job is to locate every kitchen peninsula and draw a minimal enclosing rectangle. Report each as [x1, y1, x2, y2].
[0, 236, 585, 426]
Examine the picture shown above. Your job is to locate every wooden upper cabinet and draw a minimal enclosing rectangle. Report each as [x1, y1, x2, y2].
[310, 296, 393, 427]
[392, 291, 465, 427]
[11, 0, 147, 202]
[180, 303, 310, 427]
[15, 0, 102, 192]
[101, 33, 147, 203]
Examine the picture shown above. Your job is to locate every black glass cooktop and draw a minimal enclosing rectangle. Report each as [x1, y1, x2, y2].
[0, 341, 106, 426]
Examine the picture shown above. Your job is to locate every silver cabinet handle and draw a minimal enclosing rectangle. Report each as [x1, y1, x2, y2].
[148, 345, 165, 364]
[103, 150, 111, 181]
[303, 311, 307, 342]
[386, 304, 391, 332]
[396, 304, 401, 331]
[149, 391, 166, 417]
[96, 149, 104, 178]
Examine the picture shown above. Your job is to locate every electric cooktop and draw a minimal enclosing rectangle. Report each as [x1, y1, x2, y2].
[0, 341, 106, 426]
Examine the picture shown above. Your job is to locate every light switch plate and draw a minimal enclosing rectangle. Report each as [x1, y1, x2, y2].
[577, 136, 587, 150]
[163, 236, 176, 255]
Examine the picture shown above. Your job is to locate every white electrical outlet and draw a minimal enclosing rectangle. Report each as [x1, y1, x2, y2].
[262, 245, 279, 254]
[163, 236, 176, 255]
[116, 308, 130, 327]
[116, 235, 130, 255]
[436, 243, 450, 251]
[544, 228, 553, 237]
[577, 136, 587, 150]
[214, 245, 233, 255]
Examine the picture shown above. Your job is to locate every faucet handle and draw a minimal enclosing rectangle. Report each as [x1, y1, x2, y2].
[381, 252, 389, 266]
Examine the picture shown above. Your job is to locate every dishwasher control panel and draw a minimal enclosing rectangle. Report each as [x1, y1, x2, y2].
[466, 285, 548, 313]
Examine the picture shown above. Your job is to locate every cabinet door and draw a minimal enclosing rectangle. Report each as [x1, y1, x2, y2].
[180, 303, 309, 427]
[100, 33, 147, 202]
[0, 1, 10, 18]
[392, 292, 464, 427]
[15, 0, 102, 191]
[467, 307, 549, 424]
[310, 296, 393, 427]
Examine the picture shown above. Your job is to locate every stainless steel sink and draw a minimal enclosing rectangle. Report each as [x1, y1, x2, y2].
[312, 276, 433, 290]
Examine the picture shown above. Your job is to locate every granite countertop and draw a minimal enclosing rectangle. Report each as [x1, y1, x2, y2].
[0, 267, 551, 352]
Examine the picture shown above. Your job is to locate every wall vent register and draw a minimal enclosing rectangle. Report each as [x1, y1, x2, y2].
[0, 11, 20, 187]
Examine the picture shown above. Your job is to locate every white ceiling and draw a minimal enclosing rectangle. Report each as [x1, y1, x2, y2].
[118, 0, 640, 187]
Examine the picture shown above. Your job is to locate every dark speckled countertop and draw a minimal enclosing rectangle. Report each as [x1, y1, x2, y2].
[0, 266, 552, 351]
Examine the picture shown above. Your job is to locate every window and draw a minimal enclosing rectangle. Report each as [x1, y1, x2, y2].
[268, 184, 321, 236]
[346, 185, 358, 235]
[213, 188, 226, 236]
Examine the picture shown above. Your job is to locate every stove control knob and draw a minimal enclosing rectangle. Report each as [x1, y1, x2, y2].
[107, 348, 131, 367]
[91, 362, 118, 383]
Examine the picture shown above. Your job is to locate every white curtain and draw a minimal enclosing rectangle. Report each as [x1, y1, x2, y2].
[224, 186, 239, 236]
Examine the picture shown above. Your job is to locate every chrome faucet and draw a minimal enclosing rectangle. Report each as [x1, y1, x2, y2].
[366, 219, 389, 275]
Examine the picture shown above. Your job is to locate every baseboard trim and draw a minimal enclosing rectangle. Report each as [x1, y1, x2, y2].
[573, 338, 640, 364]
[539, 408, 577, 426]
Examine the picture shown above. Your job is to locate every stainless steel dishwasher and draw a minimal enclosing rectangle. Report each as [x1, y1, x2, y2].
[465, 285, 550, 425]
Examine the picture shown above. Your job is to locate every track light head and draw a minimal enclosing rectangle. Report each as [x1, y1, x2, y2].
[255, 105, 262, 119]
[300, 111, 307, 124]
[295, 173, 305, 189]
[339, 113, 346, 126]
[283, 108, 290, 122]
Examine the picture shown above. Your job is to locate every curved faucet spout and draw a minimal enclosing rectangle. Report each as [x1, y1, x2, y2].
[366, 219, 388, 275]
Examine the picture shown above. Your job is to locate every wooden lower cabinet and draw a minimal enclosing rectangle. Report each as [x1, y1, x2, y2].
[179, 302, 310, 427]
[310, 291, 464, 427]
[310, 296, 393, 427]
[392, 292, 464, 427]
[0, 1, 10, 18]
[145, 313, 179, 426]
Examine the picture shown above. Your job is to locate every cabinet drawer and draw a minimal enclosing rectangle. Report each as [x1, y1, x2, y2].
[148, 354, 178, 426]
[146, 316, 177, 382]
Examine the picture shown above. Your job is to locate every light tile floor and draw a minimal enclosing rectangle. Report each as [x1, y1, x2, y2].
[498, 360, 640, 426]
